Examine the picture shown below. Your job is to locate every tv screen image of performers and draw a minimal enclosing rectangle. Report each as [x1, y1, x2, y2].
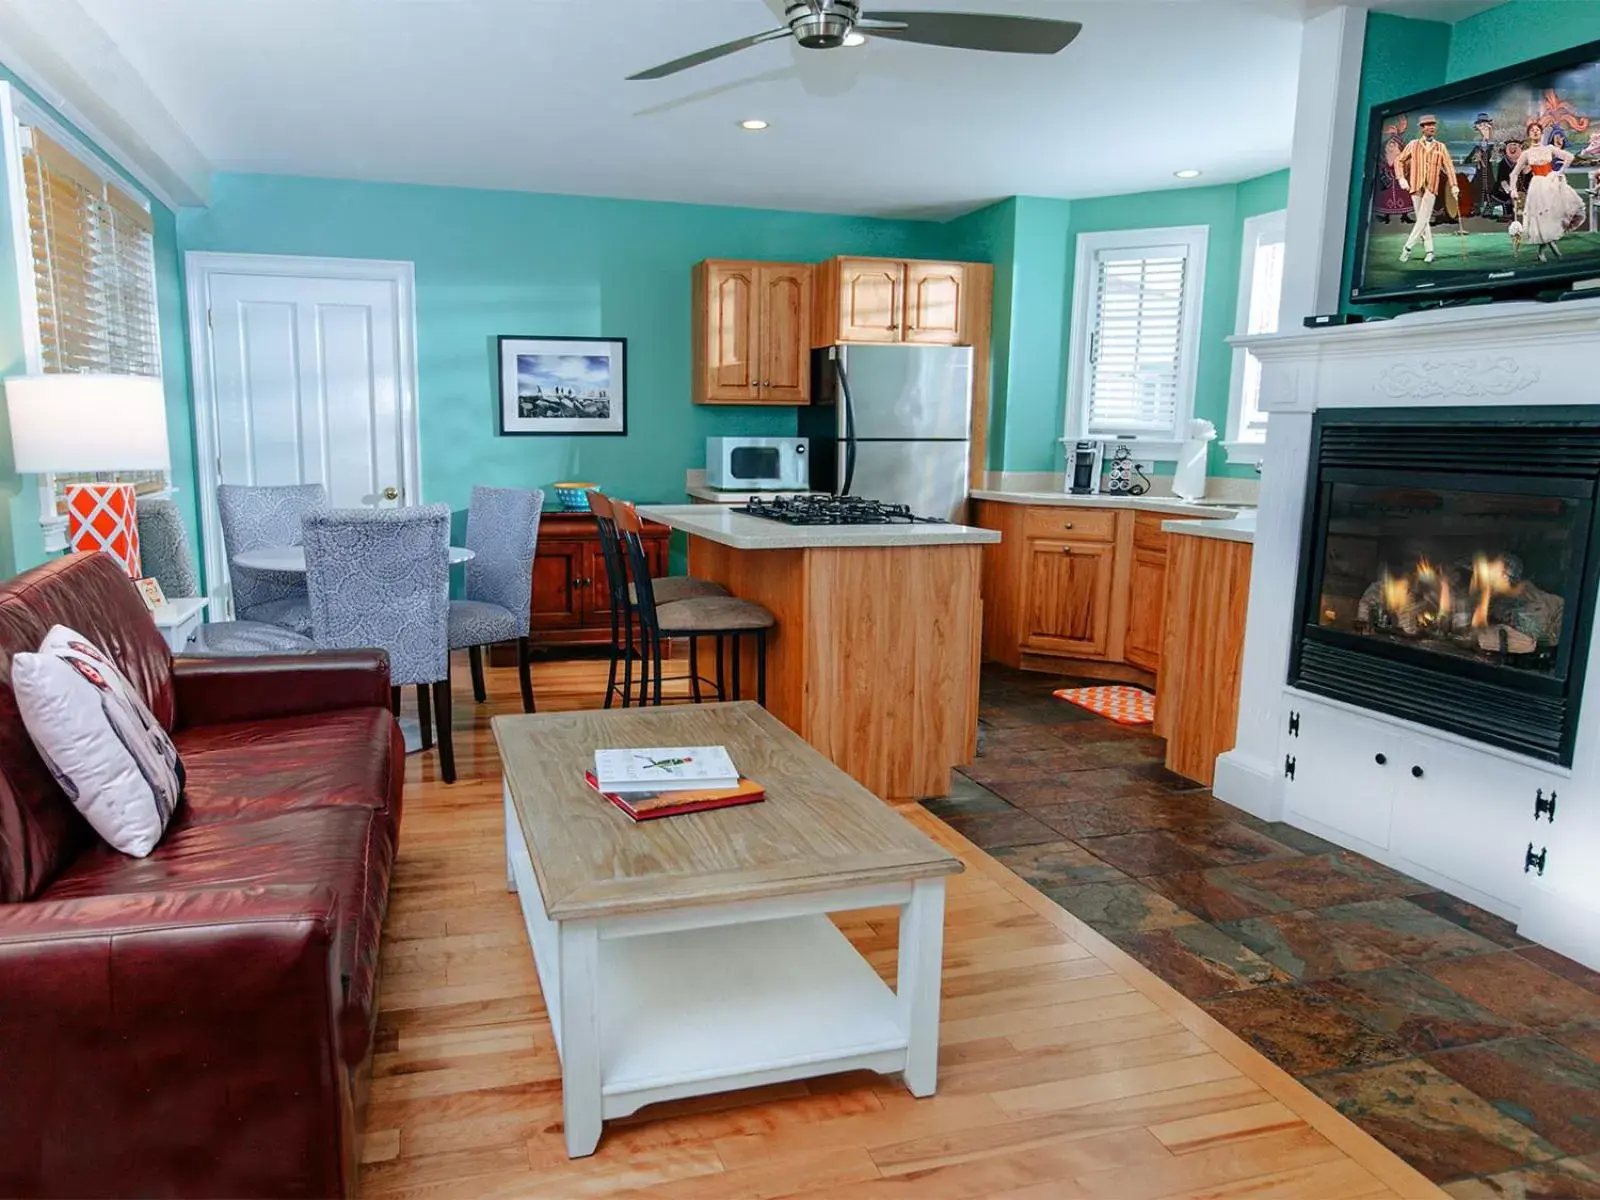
[1357, 49, 1600, 301]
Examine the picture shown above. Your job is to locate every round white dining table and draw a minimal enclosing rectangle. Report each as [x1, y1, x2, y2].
[232, 545, 475, 572]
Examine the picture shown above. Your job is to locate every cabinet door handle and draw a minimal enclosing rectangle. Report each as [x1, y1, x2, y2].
[1062, 522, 1074, 530]
[1375, 753, 1387, 766]
[1411, 765, 1424, 779]
[1060, 545, 1072, 555]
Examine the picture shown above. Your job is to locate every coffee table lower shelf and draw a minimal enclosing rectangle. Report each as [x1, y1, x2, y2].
[504, 786, 947, 1158]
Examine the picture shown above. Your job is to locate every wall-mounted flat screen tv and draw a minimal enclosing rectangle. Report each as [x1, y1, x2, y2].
[1352, 38, 1600, 304]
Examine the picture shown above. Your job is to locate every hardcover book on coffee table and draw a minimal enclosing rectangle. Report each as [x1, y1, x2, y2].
[583, 772, 765, 822]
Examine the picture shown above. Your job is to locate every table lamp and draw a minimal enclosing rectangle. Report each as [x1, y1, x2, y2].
[5, 374, 171, 577]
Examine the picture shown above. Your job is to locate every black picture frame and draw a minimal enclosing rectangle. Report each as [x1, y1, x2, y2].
[496, 335, 628, 437]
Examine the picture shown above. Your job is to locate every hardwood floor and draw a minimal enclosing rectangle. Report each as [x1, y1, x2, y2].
[364, 656, 1443, 1198]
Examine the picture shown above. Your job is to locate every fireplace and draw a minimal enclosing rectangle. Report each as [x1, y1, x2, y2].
[1290, 406, 1600, 766]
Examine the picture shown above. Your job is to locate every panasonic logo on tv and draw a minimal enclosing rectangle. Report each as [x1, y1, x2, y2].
[1488, 272, 1516, 280]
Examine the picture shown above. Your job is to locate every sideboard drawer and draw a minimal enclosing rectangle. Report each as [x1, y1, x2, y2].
[1022, 507, 1118, 542]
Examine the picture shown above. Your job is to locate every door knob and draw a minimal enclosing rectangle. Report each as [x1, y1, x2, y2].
[382, 486, 400, 501]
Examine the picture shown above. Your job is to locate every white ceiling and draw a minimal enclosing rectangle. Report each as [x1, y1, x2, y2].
[21, 0, 1504, 218]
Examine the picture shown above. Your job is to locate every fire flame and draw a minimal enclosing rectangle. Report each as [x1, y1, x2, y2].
[1382, 572, 1411, 614]
[1438, 577, 1451, 624]
[1469, 553, 1521, 629]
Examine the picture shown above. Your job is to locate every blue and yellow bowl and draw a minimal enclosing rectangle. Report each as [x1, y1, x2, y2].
[551, 482, 599, 512]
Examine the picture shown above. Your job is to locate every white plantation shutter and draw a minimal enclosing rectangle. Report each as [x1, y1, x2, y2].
[19, 125, 165, 507]
[1085, 247, 1191, 435]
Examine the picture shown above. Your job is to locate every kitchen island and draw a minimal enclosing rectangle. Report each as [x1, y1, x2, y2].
[637, 505, 1000, 801]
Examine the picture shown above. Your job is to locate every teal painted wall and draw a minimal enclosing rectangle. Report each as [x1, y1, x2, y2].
[177, 175, 943, 523]
[1447, 0, 1600, 81]
[1344, 1, 1600, 305]
[0, 69, 197, 577]
[959, 170, 1290, 479]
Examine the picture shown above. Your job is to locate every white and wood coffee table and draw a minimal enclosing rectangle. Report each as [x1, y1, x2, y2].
[492, 701, 963, 1158]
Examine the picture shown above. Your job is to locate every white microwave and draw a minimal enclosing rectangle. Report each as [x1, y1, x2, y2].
[705, 437, 810, 491]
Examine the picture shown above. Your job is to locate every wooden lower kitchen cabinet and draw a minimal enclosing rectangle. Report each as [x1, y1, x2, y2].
[489, 513, 669, 664]
[975, 502, 1190, 682]
[1155, 532, 1253, 786]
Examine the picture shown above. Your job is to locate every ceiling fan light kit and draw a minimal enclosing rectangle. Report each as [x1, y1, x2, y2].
[627, 0, 1082, 81]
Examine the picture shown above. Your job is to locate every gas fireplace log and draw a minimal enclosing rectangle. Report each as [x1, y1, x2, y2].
[1477, 625, 1537, 655]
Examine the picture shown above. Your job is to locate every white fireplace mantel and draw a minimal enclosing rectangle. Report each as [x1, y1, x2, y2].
[1215, 296, 1600, 971]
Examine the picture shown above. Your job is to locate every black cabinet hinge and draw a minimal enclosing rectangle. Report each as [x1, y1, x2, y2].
[1284, 755, 1296, 780]
[1525, 843, 1548, 876]
[1287, 710, 1300, 737]
[1534, 789, 1557, 823]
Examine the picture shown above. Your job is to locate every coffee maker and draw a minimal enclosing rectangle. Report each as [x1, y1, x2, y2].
[1066, 440, 1105, 495]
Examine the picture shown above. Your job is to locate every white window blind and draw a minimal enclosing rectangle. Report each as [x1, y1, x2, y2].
[22, 125, 160, 376]
[18, 124, 164, 507]
[1066, 226, 1206, 454]
[1084, 247, 1191, 435]
[1227, 209, 1287, 455]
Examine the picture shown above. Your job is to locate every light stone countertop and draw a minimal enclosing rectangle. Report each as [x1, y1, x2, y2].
[971, 489, 1257, 520]
[639, 504, 1002, 550]
[1161, 512, 1256, 545]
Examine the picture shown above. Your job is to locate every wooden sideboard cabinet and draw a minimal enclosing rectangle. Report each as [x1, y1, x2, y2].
[490, 513, 670, 662]
[692, 259, 813, 405]
[813, 257, 971, 346]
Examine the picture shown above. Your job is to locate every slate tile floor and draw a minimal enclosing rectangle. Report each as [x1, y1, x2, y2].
[924, 666, 1600, 1194]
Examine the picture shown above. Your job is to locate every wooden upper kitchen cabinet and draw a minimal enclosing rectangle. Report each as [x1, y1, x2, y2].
[813, 257, 970, 347]
[692, 259, 813, 405]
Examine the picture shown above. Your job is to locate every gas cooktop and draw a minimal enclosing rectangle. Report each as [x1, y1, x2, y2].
[736, 495, 948, 527]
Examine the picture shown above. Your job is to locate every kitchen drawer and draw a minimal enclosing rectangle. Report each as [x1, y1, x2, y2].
[1023, 506, 1118, 543]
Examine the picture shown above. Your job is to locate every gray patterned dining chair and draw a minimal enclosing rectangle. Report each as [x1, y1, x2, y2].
[217, 483, 326, 635]
[448, 486, 543, 713]
[304, 505, 456, 781]
[136, 497, 315, 656]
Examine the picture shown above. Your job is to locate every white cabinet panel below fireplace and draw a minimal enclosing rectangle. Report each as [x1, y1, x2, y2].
[1388, 740, 1544, 911]
[1281, 690, 1561, 917]
[1281, 698, 1398, 850]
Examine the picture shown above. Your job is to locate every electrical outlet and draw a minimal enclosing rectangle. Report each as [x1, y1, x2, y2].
[1131, 459, 1155, 477]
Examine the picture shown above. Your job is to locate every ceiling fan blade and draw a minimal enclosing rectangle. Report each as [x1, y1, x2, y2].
[627, 27, 791, 80]
[859, 11, 1082, 54]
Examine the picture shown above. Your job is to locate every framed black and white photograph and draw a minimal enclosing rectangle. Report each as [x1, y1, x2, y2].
[497, 335, 627, 436]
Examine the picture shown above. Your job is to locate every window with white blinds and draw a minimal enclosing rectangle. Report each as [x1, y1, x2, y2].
[1226, 209, 1287, 459]
[14, 122, 165, 508]
[1066, 226, 1207, 451]
[21, 125, 161, 376]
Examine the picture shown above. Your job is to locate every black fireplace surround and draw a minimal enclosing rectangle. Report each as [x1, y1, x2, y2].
[1290, 406, 1600, 766]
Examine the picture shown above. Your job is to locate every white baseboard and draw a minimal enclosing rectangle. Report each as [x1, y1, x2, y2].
[1212, 750, 1283, 822]
[1518, 878, 1600, 973]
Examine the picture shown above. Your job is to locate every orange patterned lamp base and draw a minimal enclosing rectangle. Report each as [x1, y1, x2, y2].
[66, 482, 141, 578]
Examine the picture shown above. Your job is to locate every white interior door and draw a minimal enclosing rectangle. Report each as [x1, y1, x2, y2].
[188, 254, 420, 606]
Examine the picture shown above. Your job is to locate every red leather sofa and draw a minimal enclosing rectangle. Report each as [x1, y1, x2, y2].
[0, 552, 403, 1198]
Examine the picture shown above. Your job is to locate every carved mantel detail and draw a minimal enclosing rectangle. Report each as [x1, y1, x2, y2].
[1374, 356, 1541, 401]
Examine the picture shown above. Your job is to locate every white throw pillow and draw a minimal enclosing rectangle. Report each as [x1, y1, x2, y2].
[13, 624, 184, 857]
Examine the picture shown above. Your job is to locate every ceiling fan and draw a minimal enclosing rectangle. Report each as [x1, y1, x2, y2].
[626, 0, 1082, 81]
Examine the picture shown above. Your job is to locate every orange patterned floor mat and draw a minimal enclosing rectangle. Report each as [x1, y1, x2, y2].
[1052, 684, 1155, 725]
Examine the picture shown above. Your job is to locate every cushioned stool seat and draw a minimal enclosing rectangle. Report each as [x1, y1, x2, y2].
[655, 596, 776, 633]
[630, 576, 728, 605]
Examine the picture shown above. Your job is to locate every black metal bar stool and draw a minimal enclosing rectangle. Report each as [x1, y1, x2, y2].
[612, 498, 775, 707]
[590, 491, 730, 707]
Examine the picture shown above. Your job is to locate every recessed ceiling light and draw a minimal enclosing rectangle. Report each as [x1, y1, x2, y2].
[739, 118, 769, 131]
[842, 32, 867, 46]
[1174, 168, 1202, 179]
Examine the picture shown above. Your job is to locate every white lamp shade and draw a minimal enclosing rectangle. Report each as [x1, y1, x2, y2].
[5, 374, 171, 473]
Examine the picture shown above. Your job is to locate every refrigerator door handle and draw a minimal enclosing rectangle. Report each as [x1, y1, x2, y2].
[835, 355, 858, 496]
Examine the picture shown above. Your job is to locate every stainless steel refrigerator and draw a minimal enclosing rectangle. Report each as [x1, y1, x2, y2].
[799, 344, 974, 522]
